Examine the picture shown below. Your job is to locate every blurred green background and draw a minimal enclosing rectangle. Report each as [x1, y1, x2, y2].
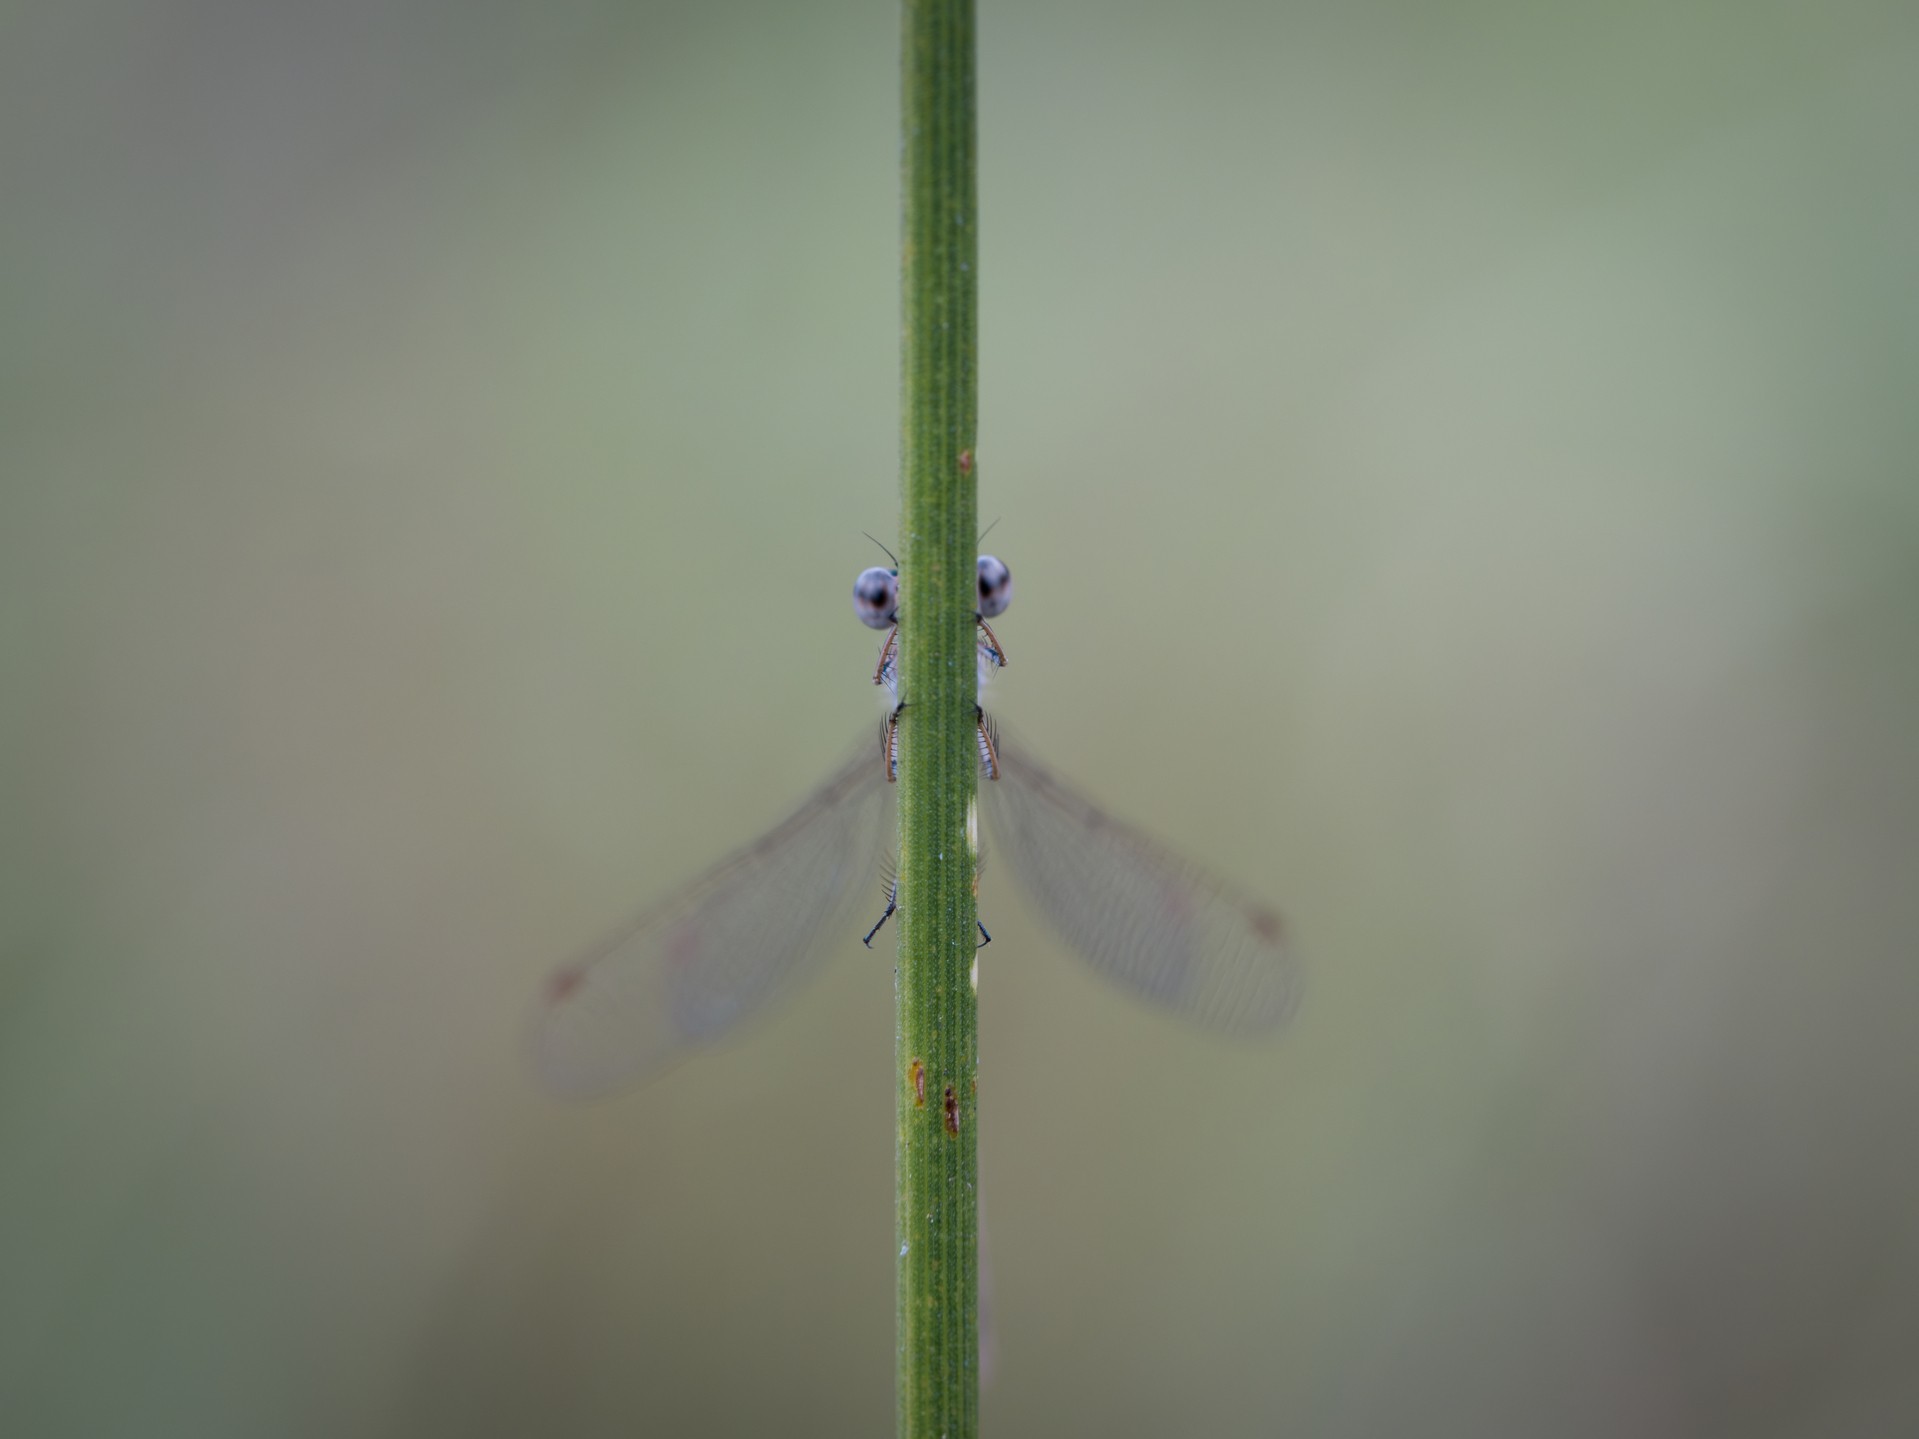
[4, 2, 1918, 1435]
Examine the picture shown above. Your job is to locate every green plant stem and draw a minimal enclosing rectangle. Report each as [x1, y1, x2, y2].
[895, 1, 979, 1434]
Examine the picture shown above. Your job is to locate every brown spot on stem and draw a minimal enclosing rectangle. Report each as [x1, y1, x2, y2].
[958, 449, 973, 475]
[1249, 907, 1285, 944]
[909, 1059, 927, 1108]
[546, 968, 584, 1003]
[943, 1085, 961, 1136]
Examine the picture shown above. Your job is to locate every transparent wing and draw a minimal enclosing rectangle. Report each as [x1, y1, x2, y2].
[533, 741, 891, 1097]
[980, 728, 1300, 1035]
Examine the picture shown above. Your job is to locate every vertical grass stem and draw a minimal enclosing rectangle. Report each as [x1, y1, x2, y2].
[895, 1, 979, 1434]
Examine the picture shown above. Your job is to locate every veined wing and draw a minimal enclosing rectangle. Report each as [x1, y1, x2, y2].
[980, 727, 1300, 1035]
[533, 742, 891, 1097]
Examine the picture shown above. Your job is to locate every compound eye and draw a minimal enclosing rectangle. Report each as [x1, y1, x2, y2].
[976, 554, 1013, 618]
[853, 567, 899, 629]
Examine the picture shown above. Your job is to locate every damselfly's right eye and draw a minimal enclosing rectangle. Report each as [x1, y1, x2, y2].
[977, 554, 1013, 618]
[853, 567, 899, 629]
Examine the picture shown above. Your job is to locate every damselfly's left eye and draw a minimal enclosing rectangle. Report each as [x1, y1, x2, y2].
[853, 567, 899, 629]
[977, 554, 1012, 618]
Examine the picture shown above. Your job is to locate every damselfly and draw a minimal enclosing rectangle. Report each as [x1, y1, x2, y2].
[533, 553, 1297, 1097]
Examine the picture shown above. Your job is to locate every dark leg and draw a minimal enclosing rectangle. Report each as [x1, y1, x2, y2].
[975, 614, 1007, 667]
[880, 701, 909, 782]
[974, 705, 999, 780]
[863, 878, 899, 948]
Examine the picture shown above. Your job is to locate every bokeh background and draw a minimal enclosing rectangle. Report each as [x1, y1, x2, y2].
[5, 2, 1918, 1435]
